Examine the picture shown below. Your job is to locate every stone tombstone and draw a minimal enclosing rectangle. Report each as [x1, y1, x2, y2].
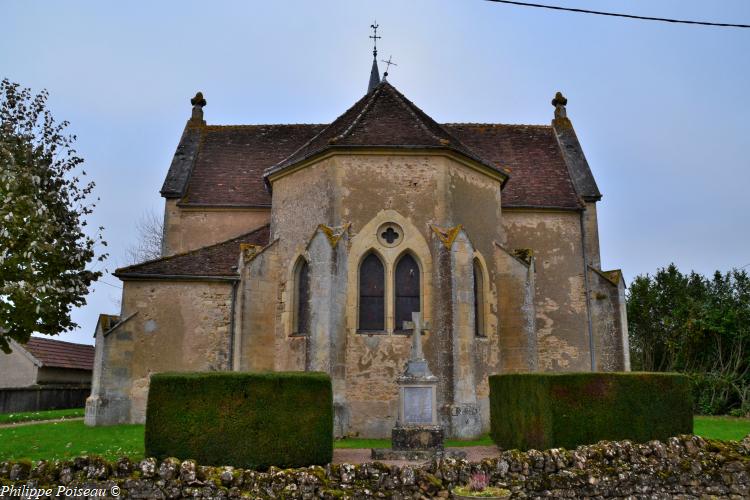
[403, 387, 432, 424]
[397, 312, 438, 427]
[372, 312, 465, 460]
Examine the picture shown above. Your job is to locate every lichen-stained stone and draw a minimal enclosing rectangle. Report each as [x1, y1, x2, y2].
[87, 281, 234, 425]
[90, 84, 630, 436]
[503, 210, 591, 372]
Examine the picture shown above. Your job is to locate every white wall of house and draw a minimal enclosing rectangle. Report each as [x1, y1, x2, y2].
[0, 347, 38, 388]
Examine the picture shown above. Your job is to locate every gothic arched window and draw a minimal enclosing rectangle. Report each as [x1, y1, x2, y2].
[294, 258, 311, 335]
[395, 253, 421, 331]
[473, 258, 485, 337]
[359, 252, 385, 331]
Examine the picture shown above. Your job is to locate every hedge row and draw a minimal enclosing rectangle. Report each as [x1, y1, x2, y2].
[145, 371, 333, 469]
[489, 372, 693, 451]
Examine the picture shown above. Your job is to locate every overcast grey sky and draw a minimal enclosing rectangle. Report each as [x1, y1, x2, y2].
[3, 0, 749, 345]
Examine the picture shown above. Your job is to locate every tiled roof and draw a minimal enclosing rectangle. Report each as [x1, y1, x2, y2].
[165, 83, 589, 210]
[266, 81, 502, 179]
[445, 124, 583, 210]
[23, 337, 94, 371]
[182, 125, 326, 206]
[115, 225, 270, 279]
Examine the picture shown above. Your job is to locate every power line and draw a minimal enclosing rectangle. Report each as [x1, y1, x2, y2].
[98, 280, 122, 290]
[483, 0, 750, 29]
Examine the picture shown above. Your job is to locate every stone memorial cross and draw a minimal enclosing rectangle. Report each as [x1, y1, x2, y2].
[403, 312, 429, 362]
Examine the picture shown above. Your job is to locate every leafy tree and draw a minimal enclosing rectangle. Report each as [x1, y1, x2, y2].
[0, 78, 106, 352]
[628, 264, 750, 415]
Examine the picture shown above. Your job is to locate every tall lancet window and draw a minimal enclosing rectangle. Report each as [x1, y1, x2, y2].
[473, 258, 486, 337]
[395, 254, 420, 331]
[359, 253, 385, 331]
[294, 258, 311, 335]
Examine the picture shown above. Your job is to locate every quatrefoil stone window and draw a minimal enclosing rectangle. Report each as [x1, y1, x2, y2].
[377, 222, 403, 248]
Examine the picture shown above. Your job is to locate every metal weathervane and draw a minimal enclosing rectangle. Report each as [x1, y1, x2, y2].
[370, 21, 381, 58]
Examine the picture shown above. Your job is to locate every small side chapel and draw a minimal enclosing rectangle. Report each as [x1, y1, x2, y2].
[86, 49, 630, 438]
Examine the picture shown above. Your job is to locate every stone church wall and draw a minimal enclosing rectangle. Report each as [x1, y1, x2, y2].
[162, 199, 270, 255]
[264, 153, 520, 438]
[502, 209, 592, 372]
[492, 244, 537, 375]
[588, 269, 628, 371]
[269, 157, 338, 263]
[86, 280, 233, 425]
[236, 242, 281, 372]
[582, 201, 601, 269]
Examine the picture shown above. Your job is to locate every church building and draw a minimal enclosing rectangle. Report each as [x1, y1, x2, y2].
[86, 55, 629, 438]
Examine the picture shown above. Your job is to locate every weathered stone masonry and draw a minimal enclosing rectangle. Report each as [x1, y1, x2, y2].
[87, 81, 630, 439]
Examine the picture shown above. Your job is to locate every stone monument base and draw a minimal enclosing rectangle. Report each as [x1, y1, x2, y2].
[370, 425, 466, 461]
[392, 425, 444, 451]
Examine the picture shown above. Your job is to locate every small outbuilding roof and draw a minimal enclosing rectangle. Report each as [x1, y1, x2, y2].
[22, 337, 94, 371]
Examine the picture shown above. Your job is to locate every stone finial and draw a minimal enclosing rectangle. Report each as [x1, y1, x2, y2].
[552, 91, 567, 120]
[189, 91, 206, 124]
[191, 92, 206, 107]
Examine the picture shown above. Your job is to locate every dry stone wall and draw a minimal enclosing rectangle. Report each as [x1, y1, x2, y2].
[2, 435, 748, 499]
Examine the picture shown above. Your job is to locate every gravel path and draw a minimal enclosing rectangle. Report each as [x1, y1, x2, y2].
[333, 445, 500, 465]
[0, 417, 83, 428]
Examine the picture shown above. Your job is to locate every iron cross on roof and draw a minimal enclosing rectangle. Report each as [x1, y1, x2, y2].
[381, 55, 397, 79]
[370, 21, 381, 57]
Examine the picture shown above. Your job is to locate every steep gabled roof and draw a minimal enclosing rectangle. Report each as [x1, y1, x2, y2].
[264, 82, 507, 181]
[22, 337, 94, 371]
[115, 225, 270, 279]
[445, 124, 583, 210]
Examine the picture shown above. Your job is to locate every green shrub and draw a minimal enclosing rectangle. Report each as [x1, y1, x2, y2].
[489, 372, 693, 451]
[145, 371, 333, 469]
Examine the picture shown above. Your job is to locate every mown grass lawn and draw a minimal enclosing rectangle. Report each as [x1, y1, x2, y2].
[693, 415, 750, 441]
[0, 416, 747, 462]
[0, 421, 143, 462]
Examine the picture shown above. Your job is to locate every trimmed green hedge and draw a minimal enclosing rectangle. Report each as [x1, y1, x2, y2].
[145, 372, 333, 469]
[489, 372, 693, 451]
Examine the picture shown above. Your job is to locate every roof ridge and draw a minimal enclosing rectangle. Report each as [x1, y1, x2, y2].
[384, 83, 444, 144]
[444, 122, 552, 128]
[204, 123, 327, 129]
[262, 82, 512, 183]
[384, 85, 500, 165]
[27, 337, 94, 348]
[271, 92, 374, 171]
[115, 224, 270, 275]
[330, 85, 383, 144]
